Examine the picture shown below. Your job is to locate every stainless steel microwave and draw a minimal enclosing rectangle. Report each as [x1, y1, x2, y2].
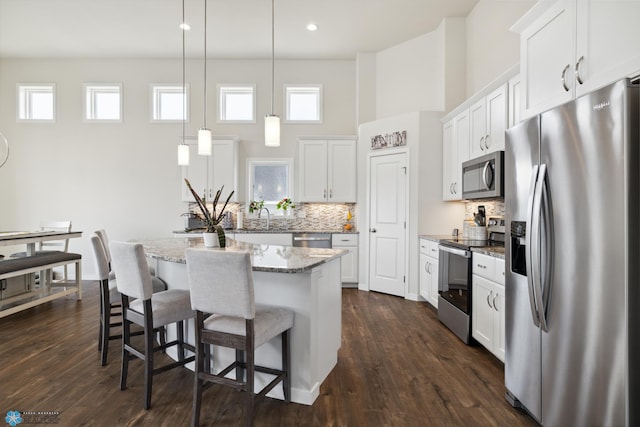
[461, 151, 504, 200]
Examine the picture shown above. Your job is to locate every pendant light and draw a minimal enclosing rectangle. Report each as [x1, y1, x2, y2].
[178, 0, 190, 166]
[265, 0, 280, 147]
[198, 0, 212, 155]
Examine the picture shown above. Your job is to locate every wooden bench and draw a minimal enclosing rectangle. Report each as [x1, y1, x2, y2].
[0, 251, 82, 318]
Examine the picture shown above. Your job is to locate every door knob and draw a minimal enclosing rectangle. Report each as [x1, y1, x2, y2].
[370, 228, 377, 233]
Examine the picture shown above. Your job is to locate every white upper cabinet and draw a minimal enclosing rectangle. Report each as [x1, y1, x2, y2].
[181, 138, 239, 203]
[443, 109, 470, 201]
[470, 84, 508, 158]
[517, 0, 640, 119]
[298, 138, 356, 203]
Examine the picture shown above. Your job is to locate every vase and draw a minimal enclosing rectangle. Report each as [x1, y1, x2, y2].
[202, 232, 219, 248]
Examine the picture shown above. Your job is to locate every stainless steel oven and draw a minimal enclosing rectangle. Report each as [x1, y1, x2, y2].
[438, 244, 473, 343]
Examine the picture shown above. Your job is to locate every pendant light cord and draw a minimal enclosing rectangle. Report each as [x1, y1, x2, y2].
[182, 0, 186, 143]
[270, 0, 275, 114]
[203, 0, 207, 127]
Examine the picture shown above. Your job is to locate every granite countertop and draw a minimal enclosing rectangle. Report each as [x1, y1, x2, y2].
[472, 246, 505, 259]
[418, 234, 456, 243]
[174, 229, 359, 235]
[135, 237, 346, 273]
[419, 234, 505, 259]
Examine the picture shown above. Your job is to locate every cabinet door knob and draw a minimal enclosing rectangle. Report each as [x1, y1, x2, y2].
[492, 294, 499, 311]
[480, 136, 485, 151]
[485, 135, 490, 150]
[575, 56, 585, 85]
[487, 290, 493, 308]
[561, 64, 571, 92]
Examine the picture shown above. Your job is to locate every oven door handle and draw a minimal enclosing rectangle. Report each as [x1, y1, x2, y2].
[438, 245, 471, 258]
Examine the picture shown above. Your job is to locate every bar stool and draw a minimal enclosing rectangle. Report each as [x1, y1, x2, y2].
[110, 241, 195, 410]
[90, 235, 168, 366]
[185, 249, 294, 427]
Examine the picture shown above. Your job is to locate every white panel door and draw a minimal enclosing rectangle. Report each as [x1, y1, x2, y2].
[369, 152, 406, 297]
[469, 98, 487, 159]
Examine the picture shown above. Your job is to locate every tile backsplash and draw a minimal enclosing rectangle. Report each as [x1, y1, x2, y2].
[464, 200, 505, 220]
[189, 202, 356, 232]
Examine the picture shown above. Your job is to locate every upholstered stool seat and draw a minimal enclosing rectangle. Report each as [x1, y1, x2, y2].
[128, 289, 193, 328]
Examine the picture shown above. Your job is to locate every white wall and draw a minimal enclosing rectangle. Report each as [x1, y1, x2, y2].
[375, 32, 443, 118]
[0, 58, 356, 277]
[465, 0, 535, 97]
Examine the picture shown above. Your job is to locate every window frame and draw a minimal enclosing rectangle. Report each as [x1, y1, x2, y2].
[16, 83, 56, 122]
[284, 84, 323, 124]
[83, 83, 123, 122]
[150, 83, 189, 123]
[217, 84, 256, 123]
[246, 158, 294, 216]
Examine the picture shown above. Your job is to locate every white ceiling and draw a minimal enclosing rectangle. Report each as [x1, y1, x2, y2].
[0, 0, 478, 60]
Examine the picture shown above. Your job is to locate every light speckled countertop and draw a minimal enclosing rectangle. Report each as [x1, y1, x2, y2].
[419, 234, 505, 259]
[134, 237, 346, 273]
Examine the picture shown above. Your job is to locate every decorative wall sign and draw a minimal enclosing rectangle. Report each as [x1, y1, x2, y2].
[370, 130, 407, 150]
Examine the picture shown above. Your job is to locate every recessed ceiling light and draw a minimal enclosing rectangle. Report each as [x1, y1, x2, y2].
[180, 22, 191, 31]
[307, 23, 318, 32]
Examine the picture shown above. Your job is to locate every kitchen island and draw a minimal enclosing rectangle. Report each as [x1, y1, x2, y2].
[134, 237, 345, 405]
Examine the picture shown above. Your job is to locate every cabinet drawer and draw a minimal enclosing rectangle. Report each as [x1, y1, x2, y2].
[420, 239, 440, 258]
[332, 234, 358, 247]
[473, 253, 496, 280]
[495, 258, 505, 285]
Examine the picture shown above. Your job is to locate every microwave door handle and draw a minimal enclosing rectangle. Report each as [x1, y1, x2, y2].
[525, 164, 541, 327]
[482, 160, 494, 190]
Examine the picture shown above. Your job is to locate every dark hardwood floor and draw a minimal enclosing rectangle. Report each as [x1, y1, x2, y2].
[0, 284, 537, 426]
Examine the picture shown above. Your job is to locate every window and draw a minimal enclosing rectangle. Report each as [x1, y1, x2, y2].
[17, 83, 55, 121]
[218, 84, 256, 122]
[151, 84, 189, 122]
[84, 83, 122, 121]
[247, 158, 293, 215]
[285, 84, 322, 123]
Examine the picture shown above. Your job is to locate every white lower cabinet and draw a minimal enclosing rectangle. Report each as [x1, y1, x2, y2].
[472, 253, 505, 361]
[419, 238, 439, 308]
[332, 234, 358, 285]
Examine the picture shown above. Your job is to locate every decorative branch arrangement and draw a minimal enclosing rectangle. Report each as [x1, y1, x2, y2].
[184, 178, 234, 247]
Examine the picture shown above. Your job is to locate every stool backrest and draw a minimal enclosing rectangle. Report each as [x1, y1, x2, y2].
[95, 229, 111, 265]
[185, 249, 255, 319]
[90, 235, 110, 281]
[110, 242, 153, 301]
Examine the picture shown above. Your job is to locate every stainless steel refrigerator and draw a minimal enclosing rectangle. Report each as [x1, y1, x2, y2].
[504, 78, 640, 426]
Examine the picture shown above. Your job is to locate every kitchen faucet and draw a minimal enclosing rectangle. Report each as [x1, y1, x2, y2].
[258, 207, 270, 230]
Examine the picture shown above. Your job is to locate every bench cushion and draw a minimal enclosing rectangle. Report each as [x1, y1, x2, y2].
[0, 251, 81, 275]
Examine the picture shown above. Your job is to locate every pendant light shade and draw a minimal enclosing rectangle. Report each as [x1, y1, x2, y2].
[264, 115, 280, 147]
[198, 127, 212, 155]
[178, 143, 190, 165]
[265, 0, 280, 147]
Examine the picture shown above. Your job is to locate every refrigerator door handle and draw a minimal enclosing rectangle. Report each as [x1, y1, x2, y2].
[525, 164, 541, 327]
[531, 164, 549, 333]
[539, 165, 554, 333]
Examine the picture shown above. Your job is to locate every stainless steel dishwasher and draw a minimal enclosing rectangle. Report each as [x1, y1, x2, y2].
[292, 232, 332, 248]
